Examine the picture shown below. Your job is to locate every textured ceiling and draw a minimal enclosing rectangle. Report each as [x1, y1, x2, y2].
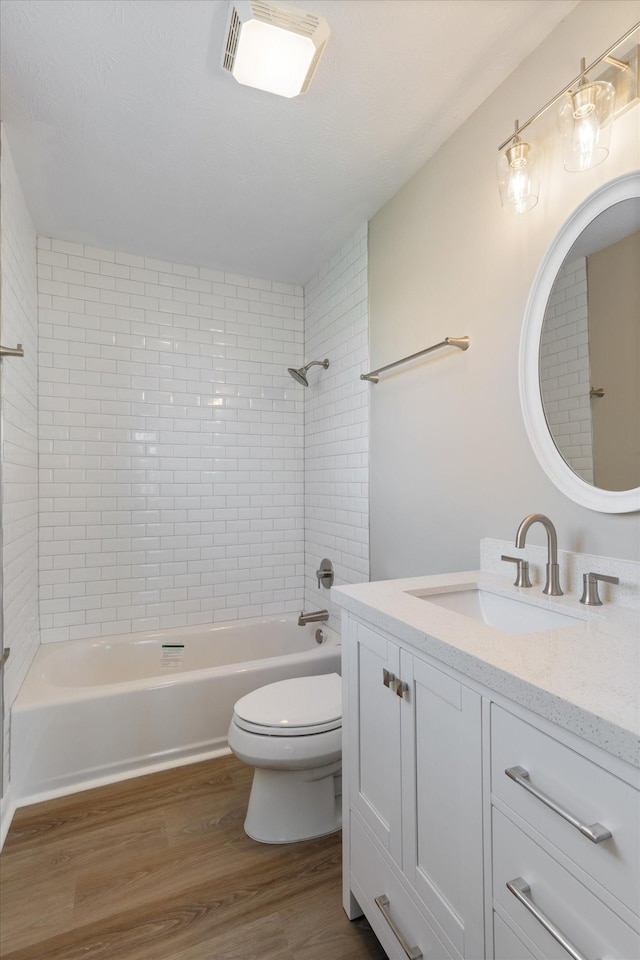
[0, 0, 578, 283]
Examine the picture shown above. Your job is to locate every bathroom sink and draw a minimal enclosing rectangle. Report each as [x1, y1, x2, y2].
[409, 587, 585, 635]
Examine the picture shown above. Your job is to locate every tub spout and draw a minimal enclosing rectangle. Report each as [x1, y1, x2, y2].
[298, 610, 329, 626]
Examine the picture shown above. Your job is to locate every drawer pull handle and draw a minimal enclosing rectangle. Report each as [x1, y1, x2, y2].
[507, 877, 598, 960]
[505, 766, 612, 844]
[374, 894, 423, 960]
[382, 669, 396, 688]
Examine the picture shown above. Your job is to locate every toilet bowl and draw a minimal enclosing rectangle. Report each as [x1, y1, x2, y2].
[228, 672, 342, 843]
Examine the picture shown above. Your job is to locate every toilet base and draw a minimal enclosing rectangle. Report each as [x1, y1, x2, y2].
[243, 762, 341, 843]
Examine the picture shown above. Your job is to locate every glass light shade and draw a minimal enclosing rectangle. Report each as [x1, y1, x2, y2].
[497, 138, 542, 214]
[558, 80, 616, 172]
[232, 19, 317, 98]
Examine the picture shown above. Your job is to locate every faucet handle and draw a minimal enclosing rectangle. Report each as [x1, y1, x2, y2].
[316, 558, 334, 590]
[501, 555, 533, 588]
[580, 572, 619, 606]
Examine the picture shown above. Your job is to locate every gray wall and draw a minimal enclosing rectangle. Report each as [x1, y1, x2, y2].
[368, 1, 640, 580]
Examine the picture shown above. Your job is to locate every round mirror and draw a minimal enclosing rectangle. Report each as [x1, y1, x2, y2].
[520, 172, 640, 513]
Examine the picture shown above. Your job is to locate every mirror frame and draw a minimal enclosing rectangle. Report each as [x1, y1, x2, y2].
[520, 171, 640, 514]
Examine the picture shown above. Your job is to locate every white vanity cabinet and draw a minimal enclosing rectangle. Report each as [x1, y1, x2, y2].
[343, 614, 485, 960]
[341, 606, 640, 960]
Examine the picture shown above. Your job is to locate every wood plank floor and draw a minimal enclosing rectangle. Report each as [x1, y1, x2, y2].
[0, 755, 387, 960]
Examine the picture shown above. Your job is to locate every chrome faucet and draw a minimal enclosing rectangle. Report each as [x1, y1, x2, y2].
[515, 513, 563, 596]
[298, 609, 329, 626]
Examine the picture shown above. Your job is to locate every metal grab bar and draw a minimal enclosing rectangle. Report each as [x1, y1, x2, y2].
[505, 766, 612, 843]
[361, 336, 469, 383]
[0, 344, 24, 358]
[375, 895, 423, 960]
[507, 877, 598, 960]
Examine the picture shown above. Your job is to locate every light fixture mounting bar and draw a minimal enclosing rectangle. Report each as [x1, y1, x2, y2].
[497, 21, 640, 151]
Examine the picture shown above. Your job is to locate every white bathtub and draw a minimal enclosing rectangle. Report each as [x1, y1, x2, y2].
[11, 615, 341, 804]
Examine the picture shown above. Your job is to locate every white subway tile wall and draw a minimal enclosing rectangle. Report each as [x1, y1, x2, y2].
[0, 131, 40, 788]
[37, 240, 306, 640]
[303, 224, 369, 632]
[539, 258, 593, 483]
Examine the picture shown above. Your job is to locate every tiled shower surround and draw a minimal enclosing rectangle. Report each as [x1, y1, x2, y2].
[37, 232, 369, 642]
[37, 240, 306, 641]
[303, 226, 369, 631]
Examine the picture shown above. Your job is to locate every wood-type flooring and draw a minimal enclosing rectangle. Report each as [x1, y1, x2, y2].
[0, 754, 386, 960]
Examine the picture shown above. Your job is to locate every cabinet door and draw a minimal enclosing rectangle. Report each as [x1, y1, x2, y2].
[403, 654, 484, 959]
[347, 618, 402, 863]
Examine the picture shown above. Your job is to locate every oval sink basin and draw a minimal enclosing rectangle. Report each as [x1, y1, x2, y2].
[411, 588, 585, 635]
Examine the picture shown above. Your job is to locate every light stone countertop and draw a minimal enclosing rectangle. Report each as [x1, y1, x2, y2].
[333, 570, 640, 768]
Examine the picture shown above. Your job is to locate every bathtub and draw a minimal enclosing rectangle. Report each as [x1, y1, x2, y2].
[11, 615, 341, 804]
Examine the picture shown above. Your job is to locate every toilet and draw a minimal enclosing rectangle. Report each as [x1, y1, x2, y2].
[227, 672, 342, 844]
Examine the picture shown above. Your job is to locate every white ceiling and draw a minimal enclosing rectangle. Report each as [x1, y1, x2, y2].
[0, 0, 578, 284]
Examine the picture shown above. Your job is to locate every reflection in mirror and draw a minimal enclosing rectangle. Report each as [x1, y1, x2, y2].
[539, 199, 640, 492]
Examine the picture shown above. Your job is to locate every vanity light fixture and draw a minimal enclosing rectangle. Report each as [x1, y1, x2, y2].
[496, 121, 541, 214]
[496, 22, 639, 212]
[558, 59, 616, 171]
[221, 0, 330, 99]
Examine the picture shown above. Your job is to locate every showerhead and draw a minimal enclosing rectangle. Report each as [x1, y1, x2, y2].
[287, 358, 329, 387]
[288, 366, 310, 386]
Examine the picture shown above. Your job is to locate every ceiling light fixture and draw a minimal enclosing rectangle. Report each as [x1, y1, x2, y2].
[496, 22, 639, 213]
[221, 0, 330, 99]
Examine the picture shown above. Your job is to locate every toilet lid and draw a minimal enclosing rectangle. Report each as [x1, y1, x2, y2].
[233, 673, 341, 736]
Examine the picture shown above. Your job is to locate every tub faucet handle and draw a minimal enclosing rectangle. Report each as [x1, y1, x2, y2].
[316, 559, 334, 590]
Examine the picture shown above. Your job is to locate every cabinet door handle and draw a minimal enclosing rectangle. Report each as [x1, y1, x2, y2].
[374, 895, 423, 960]
[396, 680, 409, 699]
[507, 877, 598, 960]
[382, 669, 396, 688]
[505, 766, 612, 843]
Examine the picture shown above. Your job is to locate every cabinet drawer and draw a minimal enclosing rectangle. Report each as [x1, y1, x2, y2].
[493, 913, 536, 960]
[491, 704, 639, 916]
[350, 813, 456, 960]
[493, 808, 640, 959]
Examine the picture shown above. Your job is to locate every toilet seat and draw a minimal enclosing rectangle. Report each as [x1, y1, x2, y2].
[233, 715, 341, 736]
[233, 673, 341, 737]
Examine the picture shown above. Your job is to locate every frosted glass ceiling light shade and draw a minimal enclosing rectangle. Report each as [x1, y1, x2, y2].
[222, 0, 330, 98]
[497, 124, 542, 214]
[558, 60, 616, 172]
